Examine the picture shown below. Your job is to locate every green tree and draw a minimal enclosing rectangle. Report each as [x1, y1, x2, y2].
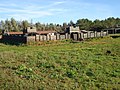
[90, 19, 104, 31]
[69, 20, 75, 26]
[22, 20, 29, 30]
[62, 22, 68, 30]
[116, 18, 120, 27]
[5, 19, 12, 32]
[0, 20, 5, 33]
[35, 22, 43, 31]
[76, 19, 92, 30]
[11, 18, 18, 31]
[104, 17, 116, 28]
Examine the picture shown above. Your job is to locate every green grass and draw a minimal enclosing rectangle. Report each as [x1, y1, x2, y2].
[0, 36, 120, 90]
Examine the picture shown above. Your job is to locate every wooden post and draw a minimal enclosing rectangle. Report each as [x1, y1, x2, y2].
[46, 35, 47, 41]
[102, 31, 104, 36]
[78, 33, 80, 40]
[101, 31, 103, 37]
[90, 32, 91, 38]
[39, 35, 40, 41]
[100, 31, 102, 37]
[96, 31, 98, 37]
[65, 33, 66, 39]
[79, 33, 81, 40]
[67, 33, 69, 39]
[40, 35, 41, 41]
[42, 35, 44, 41]
[65, 33, 68, 39]
[69, 34, 71, 39]
[40, 35, 42, 41]
[43, 35, 45, 41]
[106, 30, 108, 35]
[87, 32, 89, 38]
[59, 34, 61, 40]
[113, 29, 114, 34]
[94, 31, 95, 37]
[77, 33, 79, 40]
[49, 35, 51, 41]
[114, 29, 116, 34]
[35, 35, 36, 41]
[56, 34, 57, 40]
[82, 33, 84, 39]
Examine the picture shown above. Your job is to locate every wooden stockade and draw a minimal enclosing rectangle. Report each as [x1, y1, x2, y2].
[1, 31, 108, 44]
[25, 26, 108, 42]
[3, 25, 120, 44]
[26, 31, 108, 43]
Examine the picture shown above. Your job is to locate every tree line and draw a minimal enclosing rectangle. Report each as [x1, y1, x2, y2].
[0, 17, 120, 33]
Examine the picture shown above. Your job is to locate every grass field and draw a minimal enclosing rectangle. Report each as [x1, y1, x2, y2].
[0, 35, 120, 90]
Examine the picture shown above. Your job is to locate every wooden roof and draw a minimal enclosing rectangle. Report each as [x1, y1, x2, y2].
[36, 31, 56, 34]
[8, 32, 23, 35]
[8, 31, 56, 35]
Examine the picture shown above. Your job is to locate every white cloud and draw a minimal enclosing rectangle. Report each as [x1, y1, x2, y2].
[1, 0, 113, 23]
[0, 1, 67, 20]
[48, 8, 67, 13]
[53, 1, 65, 5]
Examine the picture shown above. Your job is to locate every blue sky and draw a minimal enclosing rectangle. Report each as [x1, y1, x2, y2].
[0, 0, 120, 24]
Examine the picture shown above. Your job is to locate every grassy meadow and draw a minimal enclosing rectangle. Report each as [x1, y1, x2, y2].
[0, 35, 120, 90]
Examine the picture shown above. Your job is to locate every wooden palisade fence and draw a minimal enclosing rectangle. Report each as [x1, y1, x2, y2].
[26, 31, 108, 42]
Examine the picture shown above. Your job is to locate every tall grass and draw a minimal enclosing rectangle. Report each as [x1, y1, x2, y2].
[0, 36, 120, 90]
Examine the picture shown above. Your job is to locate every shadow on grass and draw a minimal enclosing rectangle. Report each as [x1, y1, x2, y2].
[110, 34, 120, 38]
[0, 39, 25, 46]
[110, 36, 120, 38]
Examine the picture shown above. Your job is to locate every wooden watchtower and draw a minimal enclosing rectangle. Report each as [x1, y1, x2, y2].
[66, 25, 80, 40]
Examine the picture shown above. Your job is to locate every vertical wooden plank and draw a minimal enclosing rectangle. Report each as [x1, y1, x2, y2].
[94, 31, 96, 37]
[78, 33, 80, 40]
[79, 33, 81, 40]
[38, 35, 39, 41]
[83, 33, 84, 39]
[96, 31, 97, 37]
[42, 35, 44, 41]
[59, 34, 61, 40]
[46, 35, 48, 41]
[90, 32, 91, 38]
[76, 33, 79, 40]
[56, 34, 57, 40]
[65, 33, 68, 39]
[49, 35, 51, 40]
[87, 32, 89, 38]
[35, 35, 36, 41]
[106, 30, 108, 35]
[100, 31, 102, 37]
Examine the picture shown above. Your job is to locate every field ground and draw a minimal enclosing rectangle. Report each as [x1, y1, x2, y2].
[0, 35, 120, 90]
